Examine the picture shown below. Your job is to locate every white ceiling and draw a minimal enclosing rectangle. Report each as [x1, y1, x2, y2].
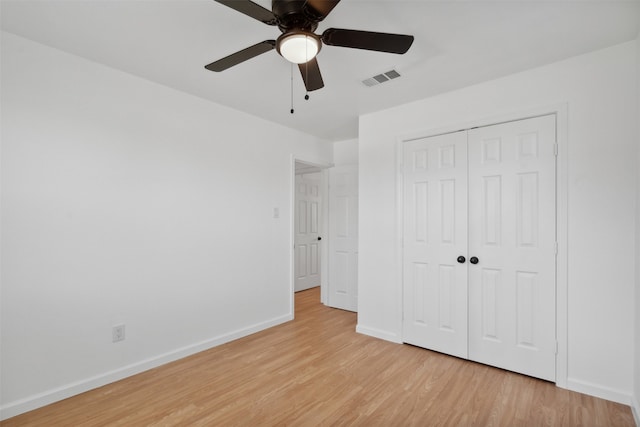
[2, 0, 639, 142]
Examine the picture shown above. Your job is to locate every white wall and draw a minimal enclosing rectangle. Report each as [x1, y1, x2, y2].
[333, 139, 358, 166]
[0, 32, 331, 419]
[358, 41, 637, 404]
[634, 30, 640, 424]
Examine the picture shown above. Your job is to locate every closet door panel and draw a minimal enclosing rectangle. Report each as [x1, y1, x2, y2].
[402, 131, 468, 358]
[467, 114, 557, 381]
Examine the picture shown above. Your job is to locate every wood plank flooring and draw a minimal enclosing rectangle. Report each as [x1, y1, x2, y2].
[3, 287, 635, 426]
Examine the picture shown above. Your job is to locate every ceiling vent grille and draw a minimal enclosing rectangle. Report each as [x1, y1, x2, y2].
[362, 69, 401, 87]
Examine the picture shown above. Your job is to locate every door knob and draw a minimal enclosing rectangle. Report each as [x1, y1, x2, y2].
[470, 256, 479, 264]
[317, 237, 322, 241]
[457, 256, 466, 264]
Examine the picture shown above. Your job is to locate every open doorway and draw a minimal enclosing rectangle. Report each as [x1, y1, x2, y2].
[293, 160, 330, 309]
[294, 171, 321, 292]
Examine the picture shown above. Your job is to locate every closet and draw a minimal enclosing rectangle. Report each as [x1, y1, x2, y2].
[402, 114, 557, 381]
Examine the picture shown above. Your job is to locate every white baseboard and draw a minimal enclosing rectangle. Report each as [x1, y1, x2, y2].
[355, 324, 402, 344]
[631, 394, 639, 427]
[566, 377, 632, 406]
[0, 313, 293, 421]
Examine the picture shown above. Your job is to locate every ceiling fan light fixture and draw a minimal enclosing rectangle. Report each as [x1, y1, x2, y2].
[277, 32, 320, 64]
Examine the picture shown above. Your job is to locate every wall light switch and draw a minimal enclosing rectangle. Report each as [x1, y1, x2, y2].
[273, 207, 280, 219]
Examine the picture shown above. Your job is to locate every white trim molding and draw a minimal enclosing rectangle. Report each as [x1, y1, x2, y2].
[631, 393, 639, 427]
[356, 324, 402, 344]
[566, 378, 634, 406]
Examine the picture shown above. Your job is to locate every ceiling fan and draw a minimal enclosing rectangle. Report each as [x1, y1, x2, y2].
[205, 0, 415, 92]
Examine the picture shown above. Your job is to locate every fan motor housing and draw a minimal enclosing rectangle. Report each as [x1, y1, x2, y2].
[273, 0, 319, 33]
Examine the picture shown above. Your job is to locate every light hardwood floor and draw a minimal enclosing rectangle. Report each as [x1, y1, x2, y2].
[3, 287, 635, 426]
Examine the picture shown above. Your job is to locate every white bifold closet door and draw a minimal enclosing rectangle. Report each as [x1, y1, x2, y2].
[402, 115, 557, 382]
[402, 130, 469, 358]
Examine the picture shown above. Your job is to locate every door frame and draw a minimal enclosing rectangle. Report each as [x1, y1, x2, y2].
[290, 157, 332, 317]
[395, 103, 568, 388]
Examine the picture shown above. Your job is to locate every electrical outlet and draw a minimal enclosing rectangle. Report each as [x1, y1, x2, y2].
[112, 324, 125, 343]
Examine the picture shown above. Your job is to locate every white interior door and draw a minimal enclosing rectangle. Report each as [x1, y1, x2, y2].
[402, 131, 469, 358]
[327, 165, 358, 312]
[295, 174, 321, 292]
[467, 114, 557, 381]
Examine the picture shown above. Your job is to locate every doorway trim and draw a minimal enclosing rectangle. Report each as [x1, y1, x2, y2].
[290, 157, 333, 318]
[395, 103, 568, 388]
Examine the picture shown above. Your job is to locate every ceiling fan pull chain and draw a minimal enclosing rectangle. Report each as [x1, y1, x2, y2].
[290, 63, 295, 114]
[305, 42, 310, 101]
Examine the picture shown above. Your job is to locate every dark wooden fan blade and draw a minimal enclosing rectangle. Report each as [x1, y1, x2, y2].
[303, 0, 340, 21]
[322, 28, 414, 54]
[214, 0, 277, 25]
[205, 40, 276, 72]
[298, 57, 324, 91]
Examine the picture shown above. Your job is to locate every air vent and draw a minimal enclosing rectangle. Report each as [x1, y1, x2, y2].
[362, 69, 402, 87]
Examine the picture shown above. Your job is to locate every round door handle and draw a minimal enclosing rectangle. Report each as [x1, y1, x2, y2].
[469, 256, 479, 264]
[457, 256, 466, 264]
[317, 237, 322, 241]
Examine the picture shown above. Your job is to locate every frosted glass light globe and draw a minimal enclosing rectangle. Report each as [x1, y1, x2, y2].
[279, 34, 319, 64]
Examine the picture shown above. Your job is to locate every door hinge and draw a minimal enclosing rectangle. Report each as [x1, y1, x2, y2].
[553, 144, 559, 156]
[554, 242, 558, 255]
[555, 341, 559, 355]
